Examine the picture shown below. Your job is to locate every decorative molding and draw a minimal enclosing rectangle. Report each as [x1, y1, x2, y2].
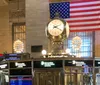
[3, 0, 8, 5]
[9, 10, 25, 18]
[0, 0, 8, 6]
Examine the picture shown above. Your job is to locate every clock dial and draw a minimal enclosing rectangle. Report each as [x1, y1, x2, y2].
[48, 19, 64, 36]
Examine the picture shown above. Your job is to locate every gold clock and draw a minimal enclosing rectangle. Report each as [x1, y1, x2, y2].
[46, 19, 65, 36]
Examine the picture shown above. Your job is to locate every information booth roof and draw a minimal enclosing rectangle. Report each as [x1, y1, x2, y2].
[32, 57, 94, 61]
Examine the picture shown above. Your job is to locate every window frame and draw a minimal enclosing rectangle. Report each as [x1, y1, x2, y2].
[12, 22, 26, 53]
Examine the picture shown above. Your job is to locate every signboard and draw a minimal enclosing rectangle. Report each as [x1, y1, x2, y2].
[4, 53, 20, 60]
[65, 60, 93, 66]
[41, 61, 55, 67]
[10, 61, 32, 75]
[10, 61, 31, 68]
[0, 63, 8, 69]
[34, 60, 63, 68]
[15, 62, 26, 68]
[95, 60, 100, 67]
[10, 76, 32, 85]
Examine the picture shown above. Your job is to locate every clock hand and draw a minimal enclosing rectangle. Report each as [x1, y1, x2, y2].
[53, 24, 61, 28]
[56, 27, 62, 31]
[53, 25, 61, 29]
[53, 26, 57, 28]
[53, 27, 62, 31]
[53, 25, 62, 31]
[56, 24, 61, 26]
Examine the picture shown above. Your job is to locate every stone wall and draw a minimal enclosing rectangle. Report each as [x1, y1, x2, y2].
[0, 6, 12, 53]
[26, 0, 50, 58]
[95, 31, 100, 57]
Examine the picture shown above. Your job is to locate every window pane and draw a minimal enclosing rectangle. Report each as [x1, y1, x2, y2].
[65, 32, 93, 58]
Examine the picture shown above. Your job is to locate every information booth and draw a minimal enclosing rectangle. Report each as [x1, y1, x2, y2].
[9, 60, 32, 85]
[6, 57, 94, 85]
[33, 58, 93, 85]
[33, 59, 64, 85]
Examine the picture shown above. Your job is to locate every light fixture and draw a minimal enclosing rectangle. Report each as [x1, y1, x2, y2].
[65, 48, 71, 54]
[41, 50, 47, 58]
[72, 60, 76, 64]
[72, 36, 82, 51]
[13, 39, 24, 53]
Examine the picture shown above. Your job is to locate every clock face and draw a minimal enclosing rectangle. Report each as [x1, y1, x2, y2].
[47, 19, 64, 36]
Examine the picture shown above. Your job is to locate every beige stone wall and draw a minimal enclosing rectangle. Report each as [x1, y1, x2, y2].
[0, 6, 12, 53]
[95, 31, 100, 57]
[26, 0, 50, 58]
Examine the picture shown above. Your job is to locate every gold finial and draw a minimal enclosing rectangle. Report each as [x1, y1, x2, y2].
[55, 12, 60, 18]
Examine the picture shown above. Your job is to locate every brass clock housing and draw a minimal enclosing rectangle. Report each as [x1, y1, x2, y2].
[45, 18, 69, 55]
[46, 18, 69, 42]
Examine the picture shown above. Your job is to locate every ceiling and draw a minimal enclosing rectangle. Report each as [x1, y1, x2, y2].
[0, 0, 8, 6]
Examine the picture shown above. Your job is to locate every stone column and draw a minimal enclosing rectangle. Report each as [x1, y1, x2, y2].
[26, 0, 50, 58]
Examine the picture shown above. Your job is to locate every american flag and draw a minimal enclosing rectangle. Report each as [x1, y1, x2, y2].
[49, 0, 100, 32]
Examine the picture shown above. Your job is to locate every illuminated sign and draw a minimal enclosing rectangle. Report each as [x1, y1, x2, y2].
[0, 64, 7, 69]
[10, 76, 32, 85]
[34, 60, 63, 68]
[10, 61, 31, 68]
[65, 60, 93, 66]
[15, 62, 26, 68]
[76, 61, 85, 66]
[13, 40, 24, 53]
[5, 53, 20, 60]
[72, 36, 82, 51]
[6, 57, 20, 60]
[95, 60, 100, 67]
[41, 61, 55, 67]
[98, 62, 100, 64]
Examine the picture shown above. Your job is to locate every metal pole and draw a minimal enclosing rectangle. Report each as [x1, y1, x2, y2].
[92, 31, 95, 85]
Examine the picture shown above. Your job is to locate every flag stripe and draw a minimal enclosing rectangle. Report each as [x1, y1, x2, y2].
[70, 28, 100, 32]
[70, 26, 100, 29]
[67, 0, 100, 31]
[70, 21, 100, 25]
[70, 13, 99, 18]
[71, 3, 100, 9]
[67, 18, 99, 23]
[70, 8, 100, 13]
[71, 10, 99, 16]
[70, 0, 100, 6]
[70, 6, 100, 11]
[70, 23, 100, 28]
[67, 16, 99, 21]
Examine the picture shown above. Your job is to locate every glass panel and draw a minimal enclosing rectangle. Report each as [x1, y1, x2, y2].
[64, 67, 93, 85]
[64, 31, 93, 58]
